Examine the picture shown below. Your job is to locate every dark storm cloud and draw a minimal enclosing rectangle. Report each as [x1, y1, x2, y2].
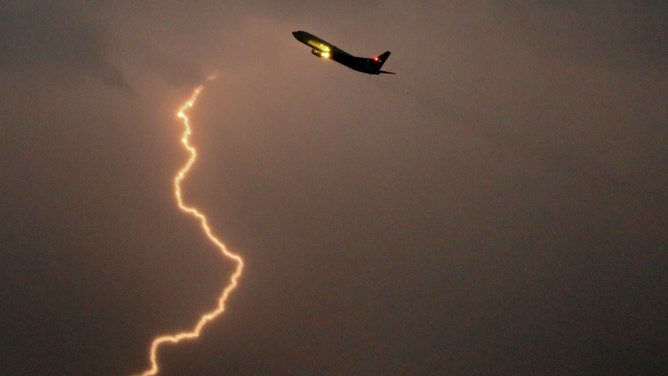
[0, 1, 128, 89]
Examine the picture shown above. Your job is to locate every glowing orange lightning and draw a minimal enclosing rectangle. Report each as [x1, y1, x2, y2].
[134, 77, 244, 376]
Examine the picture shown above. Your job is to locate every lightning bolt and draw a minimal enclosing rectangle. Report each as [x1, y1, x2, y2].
[134, 76, 244, 376]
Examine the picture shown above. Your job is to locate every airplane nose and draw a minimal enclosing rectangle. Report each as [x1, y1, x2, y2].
[292, 31, 305, 40]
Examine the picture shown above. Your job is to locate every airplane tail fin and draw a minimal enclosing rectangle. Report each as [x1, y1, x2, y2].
[376, 51, 391, 66]
[374, 51, 393, 74]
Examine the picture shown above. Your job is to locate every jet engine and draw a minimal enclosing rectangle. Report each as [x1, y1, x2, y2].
[311, 49, 330, 59]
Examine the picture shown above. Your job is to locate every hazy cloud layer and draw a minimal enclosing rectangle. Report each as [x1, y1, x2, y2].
[0, 2, 128, 88]
[1, 2, 666, 375]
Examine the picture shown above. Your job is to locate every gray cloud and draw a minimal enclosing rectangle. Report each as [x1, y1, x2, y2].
[0, 2, 128, 89]
[493, 1, 668, 71]
[1, 2, 666, 375]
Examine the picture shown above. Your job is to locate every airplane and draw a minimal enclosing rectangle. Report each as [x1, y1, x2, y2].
[292, 30, 394, 75]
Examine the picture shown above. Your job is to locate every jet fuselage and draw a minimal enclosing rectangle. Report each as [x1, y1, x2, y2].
[292, 31, 394, 75]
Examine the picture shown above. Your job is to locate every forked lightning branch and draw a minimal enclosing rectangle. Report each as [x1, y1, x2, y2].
[134, 77, 244, 376]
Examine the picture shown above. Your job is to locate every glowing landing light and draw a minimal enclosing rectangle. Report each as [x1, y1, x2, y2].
[134, 75, 244, 376]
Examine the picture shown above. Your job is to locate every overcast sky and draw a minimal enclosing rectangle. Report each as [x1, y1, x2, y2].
[2, 1, 667, 375]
